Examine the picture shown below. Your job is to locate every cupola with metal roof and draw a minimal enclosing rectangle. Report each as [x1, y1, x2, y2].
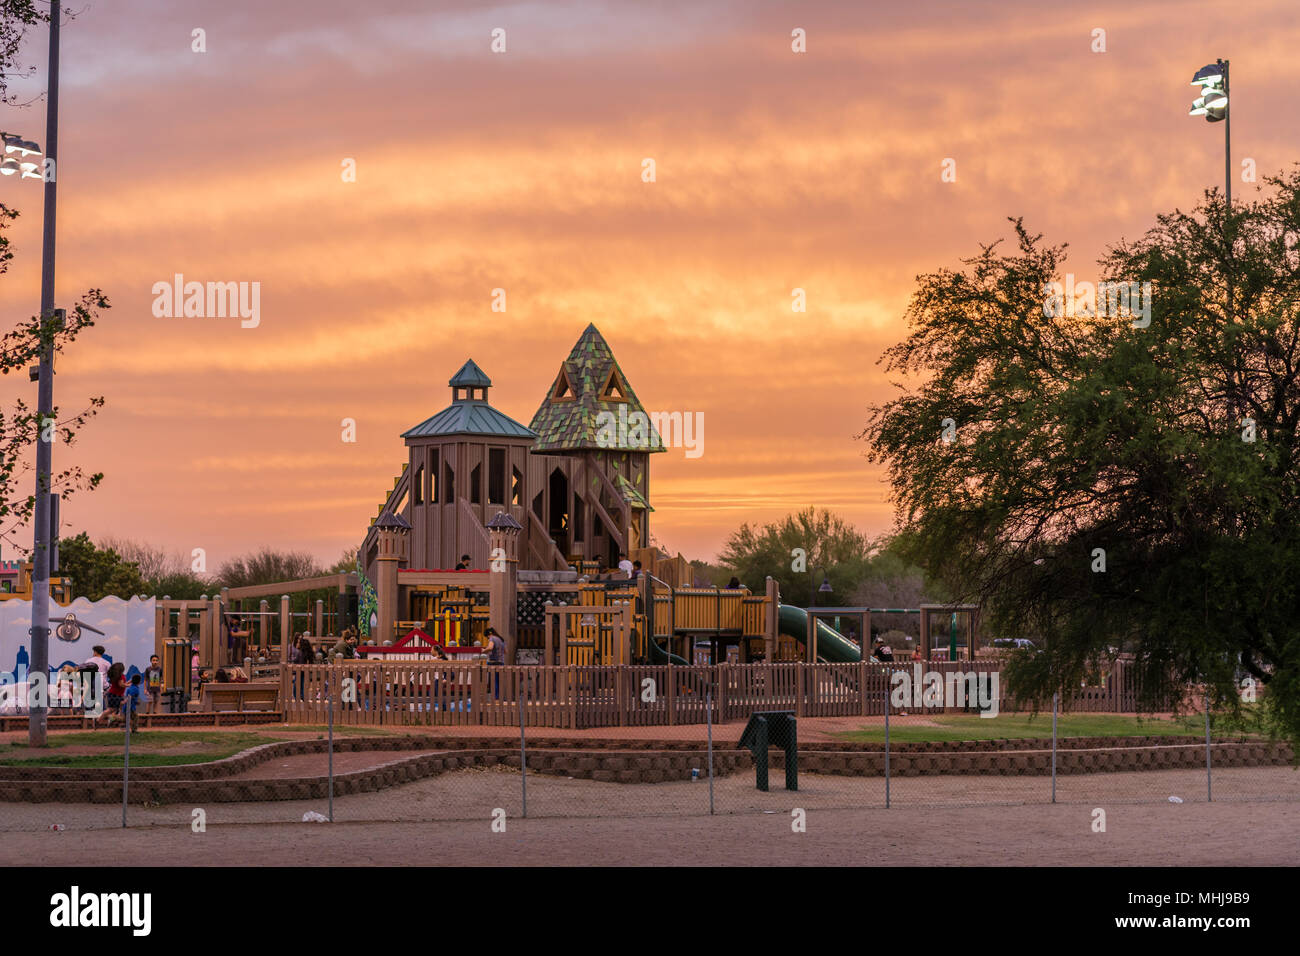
[401, 360, 537, 441]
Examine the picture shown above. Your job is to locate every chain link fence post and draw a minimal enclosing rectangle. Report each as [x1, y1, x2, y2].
[1051, 691, 1059, 804]
[706, 689, 714, 815]
[328, 667, 334, 822]
[884, 672, 891, 809]
[121, 708, 130, 828]
[1205, 689, 1212, 803]
[519, 691, 527, 819]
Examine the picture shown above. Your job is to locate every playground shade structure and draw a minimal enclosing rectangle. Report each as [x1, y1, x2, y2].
[776, 604, 861, 663]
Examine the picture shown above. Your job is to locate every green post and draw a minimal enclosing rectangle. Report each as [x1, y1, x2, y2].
[949, 612, 957, 661]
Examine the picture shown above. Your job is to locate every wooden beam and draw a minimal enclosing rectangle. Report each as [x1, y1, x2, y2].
[225, 573, 358, 601]
[586, 453, 631, 530]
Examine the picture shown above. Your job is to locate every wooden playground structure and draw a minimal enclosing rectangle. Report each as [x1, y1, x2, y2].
[9, 326, 998, 728]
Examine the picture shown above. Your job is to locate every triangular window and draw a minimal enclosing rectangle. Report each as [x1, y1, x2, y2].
[551, 366, 577, 402]
[601, 367, 628, 402]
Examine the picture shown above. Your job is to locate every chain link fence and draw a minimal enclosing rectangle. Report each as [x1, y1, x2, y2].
[0, 663, 1295, 831]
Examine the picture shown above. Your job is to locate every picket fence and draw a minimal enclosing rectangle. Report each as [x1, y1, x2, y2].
[280, 660, 1148, 730]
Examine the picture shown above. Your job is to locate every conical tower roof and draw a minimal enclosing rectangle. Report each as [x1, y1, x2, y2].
[528, 324, 664, 453]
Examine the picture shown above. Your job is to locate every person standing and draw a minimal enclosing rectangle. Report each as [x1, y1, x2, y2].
[83, 645, 110, 683]
[484, 626, 506, 699]
[103, 662, 126, 727]
[143, 655, 164, 714]
[617, 554, 634, 577]
[122, 674, 142, 732]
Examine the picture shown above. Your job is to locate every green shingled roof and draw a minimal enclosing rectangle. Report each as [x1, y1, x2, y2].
[616, 474, 654, 511]
[528, 324, 665, 453]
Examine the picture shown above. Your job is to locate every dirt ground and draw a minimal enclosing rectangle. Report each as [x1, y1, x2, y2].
[4, 795, 1296, 866]
[2, 718, 1294, 866]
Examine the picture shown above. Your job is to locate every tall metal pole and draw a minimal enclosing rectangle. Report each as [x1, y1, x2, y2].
[29, 0, 61, 748]
[1222, 59, 1231, 213]
[1222, 59, 1233, 333]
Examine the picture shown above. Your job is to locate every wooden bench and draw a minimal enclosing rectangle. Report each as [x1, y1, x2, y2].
[199, 682, 280, 713]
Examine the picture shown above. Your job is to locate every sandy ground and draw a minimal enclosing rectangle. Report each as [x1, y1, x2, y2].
[4, 796, 1296, 866]
[2, 764, 1294, 829]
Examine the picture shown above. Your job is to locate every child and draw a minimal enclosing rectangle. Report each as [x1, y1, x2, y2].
[103, 663, 126, 727]
[144, 655, 164, 714]
[122, 674, 142, 732]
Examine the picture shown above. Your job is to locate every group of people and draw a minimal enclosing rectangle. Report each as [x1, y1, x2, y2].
[77, 645, 166, 730]
[289, 629, 363, 663]
[615, 554, 644, 579]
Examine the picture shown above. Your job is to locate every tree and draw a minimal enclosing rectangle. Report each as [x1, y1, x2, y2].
[94, 537, 213, 598]
[327, 547, 358, 574]
[0, 1, 44, 105]
[58, 533, 145, 601]
[862, 172, 1300, 743]
[716, 507, 873, 604]
[849, 534, 940, 641]
[217, 548, 322, 590]
[97, 536, 180, 583]
[0, 2, 110, 557]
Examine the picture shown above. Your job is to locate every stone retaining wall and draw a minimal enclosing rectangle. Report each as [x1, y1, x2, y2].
[0, 735, 1291, 804]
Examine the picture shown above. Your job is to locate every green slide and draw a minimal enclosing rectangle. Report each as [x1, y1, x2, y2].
[777, 604, 862, 663]
[643, 629, 690, 666]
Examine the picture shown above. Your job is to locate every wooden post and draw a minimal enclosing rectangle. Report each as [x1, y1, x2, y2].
[472, 661, 484, 726]
[314, 598, 323, 638]
[258, 600, 269, 656]
[178, 602, 189, 676]
[620, 602, 632, 665]
[666, 663, 676, 726]
[919, 607, 930, 662]
[280, 654, 290, 719]
[796, 662, 806, 717]
[544, 607, 554, 666]
[567, 665, 577, 729]
[486, 511, 522, 663]
[717, 662, 727, 723]
[280, 595, 291, 665]
[764, 576, 779, 663]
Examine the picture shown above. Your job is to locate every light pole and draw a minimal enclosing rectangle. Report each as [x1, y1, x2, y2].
[7, 1, 62, 747]
[810, 567, 832, 608]
[1188, 60, 1242, 427]
[1188, 60, 1230, 208]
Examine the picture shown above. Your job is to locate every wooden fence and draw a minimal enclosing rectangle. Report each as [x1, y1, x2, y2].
[280, 660, 1154, 729]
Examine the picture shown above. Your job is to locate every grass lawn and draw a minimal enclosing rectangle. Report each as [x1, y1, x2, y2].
[833, 712, 1252, 744]
[0, 725, 393, 768]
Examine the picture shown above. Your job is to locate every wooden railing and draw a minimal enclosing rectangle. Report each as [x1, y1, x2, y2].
[279, 659, 1159, 729]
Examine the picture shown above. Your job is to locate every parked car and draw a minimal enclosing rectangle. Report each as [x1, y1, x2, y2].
[992, 637, 1037, 650]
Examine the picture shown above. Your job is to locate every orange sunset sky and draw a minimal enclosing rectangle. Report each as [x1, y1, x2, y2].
[1, 0, 1297, 570]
